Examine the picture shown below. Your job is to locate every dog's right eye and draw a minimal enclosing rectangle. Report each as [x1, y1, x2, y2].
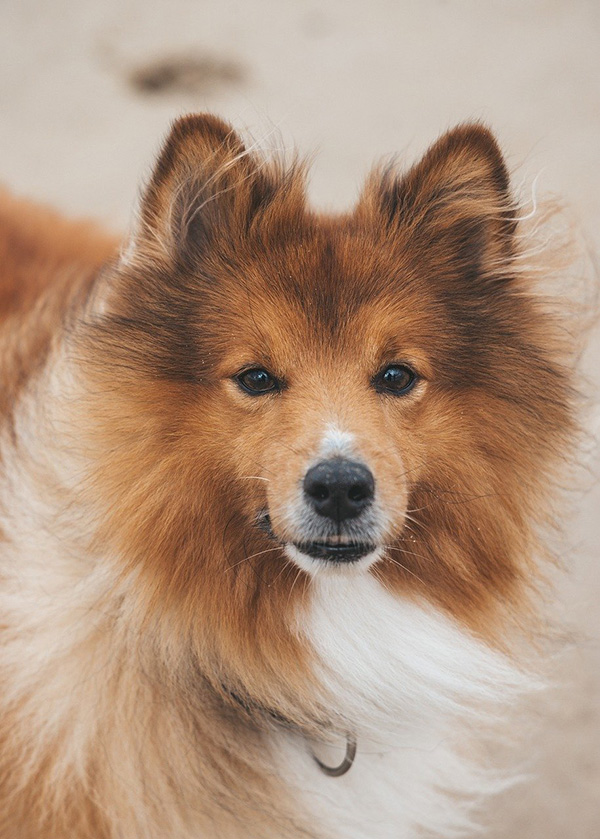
[235, 368, 280, 395]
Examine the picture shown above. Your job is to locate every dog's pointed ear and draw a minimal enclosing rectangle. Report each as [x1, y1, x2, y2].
[132, 114, 288, 263]
[361, 124, 517, 282]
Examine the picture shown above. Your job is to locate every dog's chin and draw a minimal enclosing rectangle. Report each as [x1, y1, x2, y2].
[255, 512, 383, 574]
[284, 542, 382, 575]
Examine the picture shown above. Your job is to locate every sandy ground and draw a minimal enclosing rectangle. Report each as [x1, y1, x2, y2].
[1, 1, 599, 836]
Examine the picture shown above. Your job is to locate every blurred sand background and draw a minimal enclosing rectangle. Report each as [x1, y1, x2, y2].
[1, 1, 599, 836]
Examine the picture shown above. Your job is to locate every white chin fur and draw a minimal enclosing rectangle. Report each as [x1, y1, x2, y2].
[270, 573, 536, 839]
[284, 544, 382, 576]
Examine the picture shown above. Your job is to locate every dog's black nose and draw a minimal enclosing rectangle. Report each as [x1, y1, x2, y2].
[303, 459, 374, 522]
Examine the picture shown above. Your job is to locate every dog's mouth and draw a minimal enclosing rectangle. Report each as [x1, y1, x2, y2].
[256, 511, 377, 565]
[290, 540, 376, 563]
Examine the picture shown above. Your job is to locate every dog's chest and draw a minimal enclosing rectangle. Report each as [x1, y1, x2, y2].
[271, 727, 435, 839]
[268, 574, 524, 838]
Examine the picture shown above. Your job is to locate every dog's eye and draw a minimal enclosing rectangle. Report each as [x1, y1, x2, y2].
[374, 364, 418, 396]
[235, 368, 280, 395]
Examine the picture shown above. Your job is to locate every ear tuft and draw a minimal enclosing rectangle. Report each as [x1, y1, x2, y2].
[138, 114, 248, 251]
[362, 123, 517, 283]
[384, 124, 513, 229]
[132, 113, 307, 264]
[145, 114, 246, 214]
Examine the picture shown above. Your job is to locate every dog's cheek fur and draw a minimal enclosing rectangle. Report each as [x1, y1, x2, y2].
[75, 372, 318, 709]
[374, 375, 570, 637]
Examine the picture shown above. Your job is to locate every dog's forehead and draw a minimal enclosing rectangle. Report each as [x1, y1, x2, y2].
[216, 279, 437, 375]
[244, 227, 416, 317]
[262, 234, 437, 335]
[199, 222, 445, 370]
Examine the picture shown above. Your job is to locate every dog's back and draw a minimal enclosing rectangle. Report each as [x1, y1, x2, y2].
[0, 190, 116, 413]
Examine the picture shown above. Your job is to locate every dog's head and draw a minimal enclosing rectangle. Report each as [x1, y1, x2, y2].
[79, 116, 573, 688]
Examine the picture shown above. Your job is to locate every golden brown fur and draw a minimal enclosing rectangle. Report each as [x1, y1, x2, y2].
[0, 191, 117, 418]
[0, 115, 575, 838]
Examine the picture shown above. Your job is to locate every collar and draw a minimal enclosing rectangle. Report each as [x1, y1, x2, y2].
[223, 685, 357, 777]
[310, 733, 357, 776]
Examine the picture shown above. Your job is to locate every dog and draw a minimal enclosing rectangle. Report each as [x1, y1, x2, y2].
[0, 114, 574, 838]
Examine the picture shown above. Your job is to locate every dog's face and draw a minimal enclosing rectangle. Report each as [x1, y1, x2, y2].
[207, 233, 439, 575]
[209, 234, 479, 580]
[81, 115, 572, 668]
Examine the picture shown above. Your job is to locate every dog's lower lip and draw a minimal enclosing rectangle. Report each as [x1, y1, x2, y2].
[293, 541, 376, 562]
[256, 514, 375, 563]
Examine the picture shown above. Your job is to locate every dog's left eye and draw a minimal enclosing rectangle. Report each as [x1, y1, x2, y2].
[235, 368, 280, 395]
[374, 364, 418, 395]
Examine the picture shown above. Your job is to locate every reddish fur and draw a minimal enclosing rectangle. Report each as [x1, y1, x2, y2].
[0, 190, 117, 418]
[0, 115, 575, 837]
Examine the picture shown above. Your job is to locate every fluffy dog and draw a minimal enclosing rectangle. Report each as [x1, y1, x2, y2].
[0, 115, 574, 838]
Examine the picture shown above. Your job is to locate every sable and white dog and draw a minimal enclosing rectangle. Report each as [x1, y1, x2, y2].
[0, 115, 574, 838]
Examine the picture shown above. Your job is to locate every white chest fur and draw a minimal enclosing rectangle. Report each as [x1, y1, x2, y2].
[271, 574, 532, 839]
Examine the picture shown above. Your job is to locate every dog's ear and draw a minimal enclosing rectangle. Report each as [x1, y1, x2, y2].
[361, 124, 517, 283]
[133, 114, 295, 263]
